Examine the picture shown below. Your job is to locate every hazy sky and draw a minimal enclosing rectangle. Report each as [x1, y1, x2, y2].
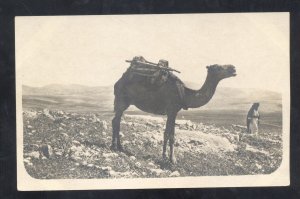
[16, 13, 289, 92]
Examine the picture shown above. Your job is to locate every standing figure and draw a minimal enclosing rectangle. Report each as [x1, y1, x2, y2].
[247, 103, 260, 135]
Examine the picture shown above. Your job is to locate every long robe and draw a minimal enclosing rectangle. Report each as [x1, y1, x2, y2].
[247, 110, 259, 135]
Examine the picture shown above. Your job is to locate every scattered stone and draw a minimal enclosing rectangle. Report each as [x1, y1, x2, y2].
[31, 130, 36, 133]
[108, 170, 119, 177]
[71, 156, 82, 161]
[101, 166, 112, 171]
[60, 123, 66, 127]
[256, 163, 262, 169]
[103, 152, 119, 158]
[43, 109, 55, 120]
[26, 151, 40, 159]
[188, 139, 203, 146]
[25, 161, 33, 166]
[192, 124, 197, 130]
[87, 164, 94, 168]
[129, 156, 136, 161]
[70, 168, 75, 171]
[102, 131, 107, 136]
[101, 121, 108, 130]
[57, 110, 64, 115]
[24, 159, 31, 164]
[27, 125, 33, 129]
[169, 171, 180, 177]
[135, 162, 141, 168]
[72, 140, 81, 146]
[82, 161, 87, 166]
[60, 133, 69, 138]
[24, 110, 37, 118]
[78, 117, 86, 120]
[55, 151, 63, 156]
[120, 132, 125, 138]
[123, 140, 130, 145]
[148, 162, 155, 167]
[75, 163, 80, 166]
[150, 168, 164, 176]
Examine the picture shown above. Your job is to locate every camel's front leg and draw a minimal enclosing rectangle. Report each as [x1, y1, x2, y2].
[163, 113, 177, 164]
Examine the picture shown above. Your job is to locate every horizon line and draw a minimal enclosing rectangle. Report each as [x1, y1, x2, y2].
[22, 83, 281, 93]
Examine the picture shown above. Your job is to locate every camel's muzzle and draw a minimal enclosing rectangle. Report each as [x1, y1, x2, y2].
[228, 66, 237, 76]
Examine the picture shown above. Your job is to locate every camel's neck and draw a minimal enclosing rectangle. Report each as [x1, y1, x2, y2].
[185, 73, 220, 108]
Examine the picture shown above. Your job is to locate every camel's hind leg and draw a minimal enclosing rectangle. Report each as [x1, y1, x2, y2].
[111, 96, 129, 151]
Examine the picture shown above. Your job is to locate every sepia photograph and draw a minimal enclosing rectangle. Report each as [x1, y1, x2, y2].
[16, 13, 290, 190]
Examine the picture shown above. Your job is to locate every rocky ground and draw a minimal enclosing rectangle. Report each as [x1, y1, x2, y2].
[23, 109, 282, 179]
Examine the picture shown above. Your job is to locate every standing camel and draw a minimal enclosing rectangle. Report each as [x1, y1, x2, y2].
[112, 64, 236, 164]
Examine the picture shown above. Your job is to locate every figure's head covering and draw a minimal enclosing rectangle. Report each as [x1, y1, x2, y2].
[253, 102, 260, 110]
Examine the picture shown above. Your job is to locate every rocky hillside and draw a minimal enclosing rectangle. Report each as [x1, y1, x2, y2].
[23, 109, 282, 179]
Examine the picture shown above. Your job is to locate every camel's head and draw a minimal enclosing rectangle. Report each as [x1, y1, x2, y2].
[206, 64, 237, 80]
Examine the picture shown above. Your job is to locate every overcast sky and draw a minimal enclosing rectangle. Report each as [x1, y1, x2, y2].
[16, 13, 289, 92]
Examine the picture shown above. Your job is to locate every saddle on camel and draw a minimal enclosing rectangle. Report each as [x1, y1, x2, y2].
[125, 56, 187, 109]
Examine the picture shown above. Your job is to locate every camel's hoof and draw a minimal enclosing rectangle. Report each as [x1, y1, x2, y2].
[110, 145, 118, 151]
[117, 145, 124, 152]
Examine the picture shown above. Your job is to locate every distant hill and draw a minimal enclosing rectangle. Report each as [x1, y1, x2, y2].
[22, 84, 281, 113]
[23, 84, 112, 96]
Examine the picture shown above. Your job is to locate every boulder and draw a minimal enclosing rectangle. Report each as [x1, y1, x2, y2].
[26, 151, 40, 159]
[150, 168, 164, 176]
[129, 156, 136, 161]
[169, 171, 180, 177]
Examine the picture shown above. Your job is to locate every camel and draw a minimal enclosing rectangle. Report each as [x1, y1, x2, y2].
[111, 64, 237, 164]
